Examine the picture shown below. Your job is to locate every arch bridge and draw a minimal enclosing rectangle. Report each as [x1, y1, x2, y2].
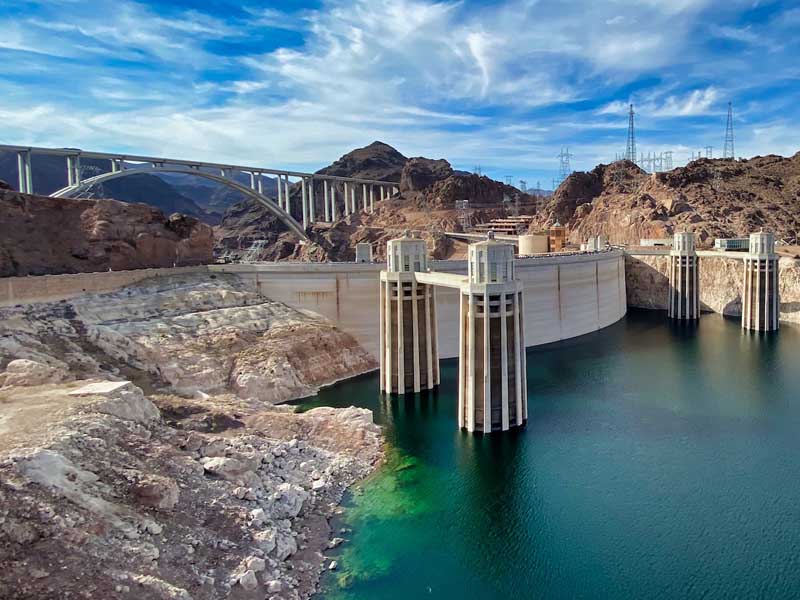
[1, 144, 400, 239]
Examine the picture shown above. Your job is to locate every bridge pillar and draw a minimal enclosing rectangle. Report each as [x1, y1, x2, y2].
[331, 186, 338, 221]
[458, 232, 527, 433]
[379, 232, 439, 395]
[362, 183, 368, 212]
[276, 175, 283, 207]
[283, 175, 291, 213]
[369, 185, 374, 213]
[17, 150, 33, 194]
[323, 180, 330, 222]
[668, 231, 699, 321]
[257, 173, 263, 195]
[309, 178, 316, 223]
[343, 182, 350, 217]
[301, 178, 309, 229]
[350, 185, 356, 215]
[742, 231, 779, 331]
[248, 172, 256, 191]
[380, 186, 385, 203]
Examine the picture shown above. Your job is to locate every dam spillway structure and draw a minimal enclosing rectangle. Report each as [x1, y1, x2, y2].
[668, 231, 699, 321]
[742, 231, 779, 332]
[458, 232, 527, 433]
[379, 232, 440, 395]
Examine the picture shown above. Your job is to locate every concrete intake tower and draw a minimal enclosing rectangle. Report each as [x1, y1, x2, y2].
[458, 233, 527, 433]
[379, 232, 440, 394]
[668, 231, 699, 320]
[742, 231, 779, 332]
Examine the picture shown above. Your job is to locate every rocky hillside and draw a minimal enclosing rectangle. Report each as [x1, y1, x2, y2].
[0, 273, 381, 599]
[531, 153, 800, 247]
[0, 189, 213, 277]
[216, 142, 533, 262]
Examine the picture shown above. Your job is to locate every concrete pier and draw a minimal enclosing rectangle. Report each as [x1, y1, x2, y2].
[379, 232, 440, 395]
[742, 231, 779, 331]
[458, 233, 527, 433]
[668, 231, 699, 320]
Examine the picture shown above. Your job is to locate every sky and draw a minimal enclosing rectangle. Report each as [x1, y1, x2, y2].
[1, 0, 799, 189]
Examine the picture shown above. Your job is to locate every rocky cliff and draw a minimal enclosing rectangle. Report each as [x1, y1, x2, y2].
[625, 252, 800, 325]
[0, 189, 213, 277]
[0, 272, 382, 599]
[533, 153, 800, 247]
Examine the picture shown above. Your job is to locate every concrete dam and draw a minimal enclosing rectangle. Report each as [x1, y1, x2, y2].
[214, 249, 628, 360]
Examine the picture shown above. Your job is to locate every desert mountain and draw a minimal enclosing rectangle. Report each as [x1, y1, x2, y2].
[531, 153, 800, 247]
[215, 141, 535, 262]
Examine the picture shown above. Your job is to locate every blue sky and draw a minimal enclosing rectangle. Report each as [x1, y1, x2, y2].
[1, 0, 799, 188]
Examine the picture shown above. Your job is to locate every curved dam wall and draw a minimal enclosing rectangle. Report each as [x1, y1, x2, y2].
[213, 250, 627, 359]
[625, 250, 800, 326]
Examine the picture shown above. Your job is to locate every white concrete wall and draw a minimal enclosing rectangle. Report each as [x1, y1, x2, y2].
[212, 250, 627, 359]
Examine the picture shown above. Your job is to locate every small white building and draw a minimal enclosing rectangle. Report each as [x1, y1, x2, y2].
[354, 242, 373, 263]
[714, 237, 749, 251]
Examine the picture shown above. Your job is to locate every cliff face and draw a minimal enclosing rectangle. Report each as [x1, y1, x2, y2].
[534, 153, 800, 247]
[625, 253, 800, 325]
[0, 189, 213, 277]
[0, 273, 382, 599]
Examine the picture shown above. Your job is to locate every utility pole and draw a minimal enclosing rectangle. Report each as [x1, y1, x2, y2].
[723, 102, 735, 159]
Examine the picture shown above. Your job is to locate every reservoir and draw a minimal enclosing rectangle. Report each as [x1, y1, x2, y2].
[298, 310, 800, 599]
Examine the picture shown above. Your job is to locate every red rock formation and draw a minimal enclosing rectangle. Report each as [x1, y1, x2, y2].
[530, 153, 800, 247]
[0, 190, 213, 277]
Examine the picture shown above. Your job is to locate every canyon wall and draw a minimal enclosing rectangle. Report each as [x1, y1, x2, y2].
[625, 250, 800, 325]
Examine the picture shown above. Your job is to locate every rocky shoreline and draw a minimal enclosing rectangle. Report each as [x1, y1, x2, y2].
[0, 273, 384, 599]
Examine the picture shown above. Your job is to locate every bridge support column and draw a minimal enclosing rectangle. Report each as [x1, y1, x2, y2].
[17, 151, 32, 194]
[362, 183, 368, 212]
[351, 185, 356, 215]
[283, 175, 291, 213]
[323, 180, 330, 222]
[380, 186, 385, 203]
[301, 178, 309, 229]
[379, 232, 439, 395]
[742, 231, 779, 331]
[249, 172, 256, 191]
[343, 182, 350, 216]
[331, 186, 338, 221]
[276, 175, 283, 207]
[309, 178, 316, 223]
[668, 231, 699, 321]
[110, 158, 122, 173]
[369, 185, 374, 213]
[257, 174, 263, 195]
[458, 233, 526, 433]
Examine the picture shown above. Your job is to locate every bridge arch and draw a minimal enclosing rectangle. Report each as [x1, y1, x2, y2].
[50, 167, 310, 241]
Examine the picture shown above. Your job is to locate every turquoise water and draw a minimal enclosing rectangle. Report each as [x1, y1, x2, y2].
[298, 310, 800, 599]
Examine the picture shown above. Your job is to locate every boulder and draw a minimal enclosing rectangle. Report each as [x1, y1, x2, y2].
[68, 381, 160, 425]
[132, 475, 180, 511]
[1, 359, 68, 387]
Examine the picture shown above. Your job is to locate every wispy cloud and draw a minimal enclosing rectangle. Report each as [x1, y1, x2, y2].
[0, 0, 798, 186]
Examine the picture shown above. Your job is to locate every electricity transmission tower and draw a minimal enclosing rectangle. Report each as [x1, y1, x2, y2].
[663, 151, 673, 171]
[557, 147, 573, 184]
[456, 199, 471, 231]
[723, 102, 735, 159]
[626, 104, 637, 162]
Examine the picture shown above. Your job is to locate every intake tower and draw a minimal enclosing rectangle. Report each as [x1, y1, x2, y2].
[742, 231, 779, 331]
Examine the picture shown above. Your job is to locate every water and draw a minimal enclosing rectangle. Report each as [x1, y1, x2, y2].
[297, 310, 800, 599]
